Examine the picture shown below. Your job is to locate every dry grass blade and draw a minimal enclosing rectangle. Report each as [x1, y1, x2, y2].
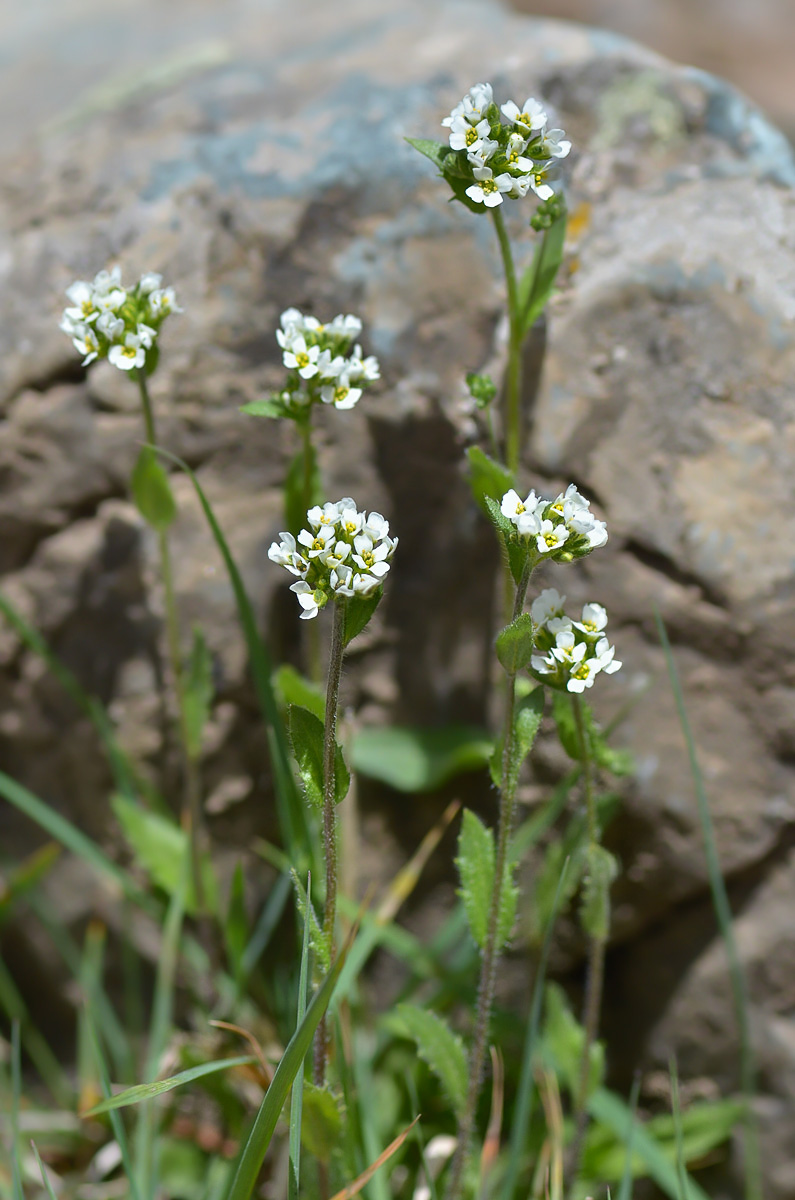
[329, 1116, 421, 1200]
[479, 1046, 505, 1196]
[537, 1068, 564, 1200]
[376, 800, 460, 924]
[209, 1021, 272, 1085]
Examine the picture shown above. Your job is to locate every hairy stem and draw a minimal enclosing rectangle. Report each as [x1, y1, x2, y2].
[300, 416, 322, 683]
[446, 563, 532, 1200]
[491, 207, 523, 477]
[136, 373, 205, 915]
[313, 599, 346, 1086]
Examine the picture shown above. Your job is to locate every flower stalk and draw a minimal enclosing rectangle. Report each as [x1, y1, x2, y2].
[491, 206, 523, 479]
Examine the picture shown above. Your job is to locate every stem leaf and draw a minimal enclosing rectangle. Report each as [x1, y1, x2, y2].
[274, 664, 325, 722]
[552, 692, 633, 775]
[467, 446, 513, 516]
[301, 1083, 344, 1163]
[395, 1003, 468, 1119]
[343, 591, 382, 646]
[288, 705, 349, 808]
[579, 844, 618, 941]
[496, 613, 536, 675]
[404, 136, 449, 170]
[506, 688, 545, 795]
[240, 395, 293, 420]
[131, 445, 177, 531]
[517, 212, 567, 337]
[456, 808, 494, 950]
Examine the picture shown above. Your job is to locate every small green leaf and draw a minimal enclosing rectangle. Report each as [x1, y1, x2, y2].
[456, 809, 494, 950]
[552, 692, 633, 775]
[467, 446, 513, 516]
[543, 982, 604, 1100]
[84, 1055, 255, 1115]
[343, 590, 382, 647]
[288, 706, 323, 808]
[580, 844, 618, 940]
[444, 170, 488, 214]
[506, 688, 545, 795]
[240, 396, 293, 420]
[111, 795, 217, 916]
[530, 836, 587, 943]
[291, 870, 330, 972]
[284, 443, 322, 536]
[405, 136, 449, 170]
[300, 1084, 344, 1163]
[225, 863, 248, 986]
[496, 613, 536, 675]
[183, 626, 213, 760]
[274, 664, 325, 722]
[352, 725, 493, 792]
[131, 446, 176, 531]
[484, 494, 515, 541]
[518, 212, 567, 337]
[396, 1004, 467, 1119]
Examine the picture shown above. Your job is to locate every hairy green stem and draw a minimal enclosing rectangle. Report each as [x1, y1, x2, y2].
[568, 695, 603, 1187]
[300, 416, 322, 684]
[491, 207, 523, 477]
[136, 373, 205, 915]
[313, 599, 346, 1086]
[446, 563, 532, 1200]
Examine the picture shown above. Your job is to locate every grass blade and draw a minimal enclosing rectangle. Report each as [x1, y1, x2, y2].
[0, 957, 71, 1106]
[86, 1015, 144, 1200]
[224, 935, 351, 1200]
[289, 874, 312, 1200]
[11, 1022, 24, 1200]
[669, 1059, 688, 1200]
[30, 1141, 59, 1200]
[85, 1056, 256, 1115]
[616, 1073, 641, 1200]
[501, 857, 570, 1200]
[240, 870, 292, 980]
[654, 609, 761, 1200]
[155, 448, 313, 872]
[329, 1116, 420, 1200]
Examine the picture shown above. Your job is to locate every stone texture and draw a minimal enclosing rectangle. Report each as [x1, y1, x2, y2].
[1, 0, 795, 1194]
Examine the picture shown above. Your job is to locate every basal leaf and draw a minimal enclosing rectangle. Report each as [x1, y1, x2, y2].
[396, 1004, 467, 1119]
[111, 795, 217, 916]
[580, 844, 618, 941]
[351, 725, 492, 793]
[301, 1084, 344, 1164]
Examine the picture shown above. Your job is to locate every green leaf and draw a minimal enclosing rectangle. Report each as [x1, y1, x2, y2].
[405, 136, 448, 170]
[552, 692, 633, 775]
[467, 446, 513, 517]
[131, 445, 177, 531]
[111, 795, 217, 916]
[240, 396, 293, 420]
[183, 626, 213, 760]
[396, 1004, 467, 1119]
[517, 212, 567, 337]
[503, 688, 545, 797]
[288, 706, 349, 808]
[580, 844, 618, 940]
[300, 1084, 344, 1163]
[457, 809, 493, 949]
[343, 590, 382, 647]
[284, 443, 322, 537]
[352, 725, 493, 793]
[291, 870, 330, 973]
[529, 836, 587, 943]
[84, 1056, 256, 1116]
[542, 983, 604, 1100]
[225, 864, 248, 986]
[496, 613, 536, 675]
[444, 170, 489, 214]
[274, 664, 325, 722]
[224, 943, 350, 1200]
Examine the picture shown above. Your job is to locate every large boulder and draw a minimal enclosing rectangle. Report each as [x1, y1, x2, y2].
[1, 0, 794, 1191]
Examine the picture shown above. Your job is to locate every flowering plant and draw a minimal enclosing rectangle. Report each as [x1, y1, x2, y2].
[59, 266, 181, 374]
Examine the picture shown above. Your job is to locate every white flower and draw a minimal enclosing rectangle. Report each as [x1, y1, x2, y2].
[139, 272, 162, 294]
[586, 520, 608, 549]
[267, 532, 307, 576]
[528, 166, 555, 202]
[338, 504, 364, 538]
[297, 525, 337, 558]
[531, 651, 557, 675]
[149, 286, 181, 316]
[443, 82, 493, 128]
[531, 588, 566, 625]
[536, 519, 570, 554]
[352, 533, 391, 578]
[363, 511, 390, 540]
[96, 311, 125, 341]
[549, 483, 588, 520]
[95, 286, 127, 313]
[505, 174, 533, 198]
[574, 604, 608, 636]
[289, 581, 326, 620]
[315, 349, 346, 380]
[466, 137, 499, 167]
[108, 333, 146, 371]
[593, 636, 622, 674]
[465, 166, 514, 208]
[449, 115, 489, 152]
[320, 374, 362, 410]
[321, 540, 351, 570]
[541, 129, 571, 159]
[136, 322, 157, 349]
[504, 132, 534, 173]
[501, 97, 547, 133]
[64, 280, 99, 323]
[72, 324, 101, 366]
[307, 502, 343, 530]
[327, 313, 363, 340]
[547, 616, 573, 637]
[346, 345, 380, 383]
[283, 335, 321, 379]
[92, 266, 123, 295]
[567, 657, 600, 693]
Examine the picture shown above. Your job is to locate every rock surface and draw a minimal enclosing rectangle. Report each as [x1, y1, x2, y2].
[1, 0, 795, 1193]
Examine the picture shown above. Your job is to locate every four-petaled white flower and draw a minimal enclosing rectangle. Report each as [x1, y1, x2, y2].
[531, 588, 566, 624]
[541, 129, 571, 159]
[574, 603, 608, 636]
[290, 581, 327, 620]
[536, 520, 570, 554]
[327, 313, 363, 339]
[347, 345, 380, 383]
[501, 97, 547, 133]
[352, 533, 391, 578]
[465, 166, 514, 208]
[267, 532, 307, 576]
[108, 333, 146, 371]
[443, 82, 494, 128]
[283, 335, 320, 379]
[149, 287, 182, 316]
[72, 324, 101, 366]
[593, 637, 621, 674]
[298, 525, 337, 559]
[320, 373, 363, 410]
[449, 115, 490, 152]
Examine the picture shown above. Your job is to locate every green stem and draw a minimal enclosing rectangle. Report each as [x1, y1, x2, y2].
[568, 695, 604, 1187]
[491, 207, 523, 477]
[300, 416, 322, 684]
[136, 373, 206, 916]
[313, 599, 346, 1086]
[446, 562, 532, 1200]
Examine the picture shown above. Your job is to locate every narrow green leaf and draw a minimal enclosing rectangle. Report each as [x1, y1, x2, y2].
[396, 1004, 467, 1119]
[343, 590, 382, 646]
[131, 445, 177, 531]
[352, 725, 493, 793]
[31, 1142, 60, 1200]
[300, 1084, 344, 1163]
[456, 809, 494, 950]
[85, 1056, 256, 1116]
[11, 1022, 24, 1200]
[405, 136, 449, 170]
[85, 1016, 144, 1200]
[240, 396, 293, 420]
[154, 448, 312, 874]
[274, 664, 325, 722]
[224, 945, 350, 1200]
[496, 613, 536, 675]
[579, 844, 618, 940]
[517, 212, 567, 337]
[291, 870, 330, 973]
[225, 865, 248, 986]
[467, 446, 513, 516]
[484, 494, 517, 542]
[543, 983, 604, 1100]
[184, 626, 213, 759]
[289, 876, 312, 1200]
[284, 444, 321, 537]
[616, 1073, 642, 1200]
[112, 795, 217, 916]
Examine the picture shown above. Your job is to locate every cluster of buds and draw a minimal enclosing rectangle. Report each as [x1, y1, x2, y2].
[268, 498, 397, 619]
[529, 589, 622, 694]
[441, 82, 570, 209]
[275, 307, 380, 414]
[500, 484, 607, 562]
[59, 266, 181, 372]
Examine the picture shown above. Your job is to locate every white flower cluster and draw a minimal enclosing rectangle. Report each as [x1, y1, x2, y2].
[275, 307, 380, 413]
[500, 483, 607, 561]
[529, 589, 622, 693]
[441, 82, 570, 208]
[268, 498, 397, 620]
[59, 267, 181, 371]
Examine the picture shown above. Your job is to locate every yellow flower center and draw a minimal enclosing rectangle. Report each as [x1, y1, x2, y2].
[121, 346, 137, 359]
[334, 386, 349, 403]
[583, 620, 597, 633]
[296, 351, 310, 368]
[81, 300, 95, 317]
[572, 663, 589, 680]
[312, 537, 325, 552]
[515, 502, 526, 514]
[345, 521, 356, 534]
[482, 179, 497, 194]
[543, 532, 558, 548]
[465, 127, 478, 146]
[361, 550, 375, 567]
